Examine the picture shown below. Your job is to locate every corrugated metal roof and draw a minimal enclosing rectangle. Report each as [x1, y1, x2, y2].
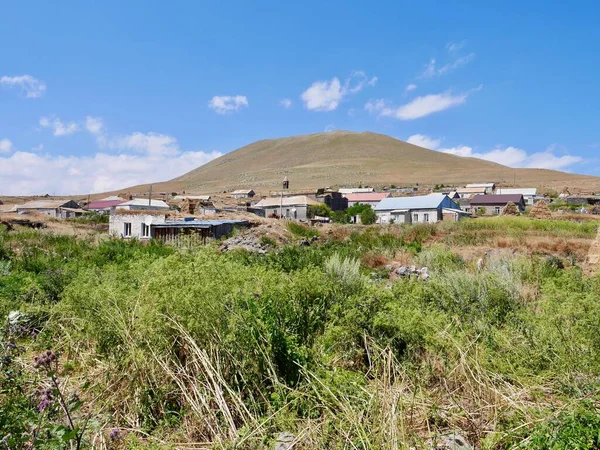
[87, 199, 126, 209]
[118, 199, 170, 208]
[375, 194, 448, 211]
[231, 189, 254, 195]
[338, 188, 375, 194]
[344, 192, 390, 202]
[254, 195, 319, 208]
[18, 200, 74, 209]
[470, 194, 524, 205]
[496, 188, 537, 196]
[152, 219, 248, 229]
[456, 187, 487, 194]
[465, 183, 495, 188]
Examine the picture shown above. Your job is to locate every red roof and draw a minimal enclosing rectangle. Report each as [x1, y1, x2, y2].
[344, 192, 390, 202]
[470, 194, 524, 205]
[86, 200, 127, 210]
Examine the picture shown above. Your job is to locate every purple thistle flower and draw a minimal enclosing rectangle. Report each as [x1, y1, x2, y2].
[109, 428, 120, 441]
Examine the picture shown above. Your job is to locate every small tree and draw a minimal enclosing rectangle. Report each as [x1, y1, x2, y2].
[307, 204, 332, 219]
[359, 205, 377, 225]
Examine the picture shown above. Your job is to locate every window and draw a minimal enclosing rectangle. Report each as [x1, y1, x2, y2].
[142, 223, 150, 238]
[124, 222, 132, 237]
[494, 207, 501, 215]
[413, 213, 419, 223]
[424, 213, 430, 222]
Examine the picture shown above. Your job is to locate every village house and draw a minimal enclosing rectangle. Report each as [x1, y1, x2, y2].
[252, 195, 319, 221]
[109, 213, 248, 243]
[116, 198, 170, 211]
[374, 194, 466, 224]
[470, 194, 526, 215]
[496, 188, 539, 205]
[231, 189, 256, 199]
[16, 200, 85, 219]
[465, 183, 496, 194]
[316, 191, 348, 211]
[86, 196, 126, 214]
[343, 192, 390, 208]
[173, 195, 211, 202]
[565, 194, 600, 206]
[456, 186, 487, 198]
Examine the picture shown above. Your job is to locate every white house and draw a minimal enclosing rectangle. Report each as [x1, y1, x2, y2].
[374, 194, 464, 224]
[116, 199, 170, 211]
[231, 189, 255, 199]
[495, 188, 538, 205]
[456, 187, 487, 198]
[253, 195, 319, 221]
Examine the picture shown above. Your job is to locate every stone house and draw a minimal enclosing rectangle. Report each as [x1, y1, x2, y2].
[253, 195, 319, 221]
[16, 200, 84, 219]
[231, 189, 256, 199]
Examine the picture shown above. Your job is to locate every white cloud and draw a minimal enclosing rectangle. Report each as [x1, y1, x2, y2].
[39, 116, 79, 136]
[0, 150, 222, 196]
[302, 77, 344, 111]
[324, 123, 336, 132]
[31, 144, 44, 152]
[208, 95, 248, 114]
[0, 139, 13, 153]
[369, 87, 480, 120]
[0, 74, 46, 98]
[421, 53, 475, 78]
[280, 98, 292, 108]
[108, 132, 180, 157]
[446, 41, 466, 53]
[85, 116, 104, 135]
[405, 83, 417, 92]
[407, 134, 441, 149]
[301, 71, 377, 111]
[406, 133, 583, 171]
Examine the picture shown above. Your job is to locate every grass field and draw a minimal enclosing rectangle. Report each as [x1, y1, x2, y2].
[1, 217, 600, 449]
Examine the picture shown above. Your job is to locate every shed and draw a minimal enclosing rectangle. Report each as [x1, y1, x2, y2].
[374, 194, 461, 224]
[16, 199, 81, 219]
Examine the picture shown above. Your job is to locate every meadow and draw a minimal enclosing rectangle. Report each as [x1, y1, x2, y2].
[1, 217, 600, 449]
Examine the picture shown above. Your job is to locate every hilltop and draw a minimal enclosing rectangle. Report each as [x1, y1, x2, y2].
[117, 131, 600, 195]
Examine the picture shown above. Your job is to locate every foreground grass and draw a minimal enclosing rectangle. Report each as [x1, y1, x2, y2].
[1, 218, 600, 448]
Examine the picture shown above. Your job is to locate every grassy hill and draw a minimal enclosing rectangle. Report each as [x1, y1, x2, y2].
[124, 130, 600, 195]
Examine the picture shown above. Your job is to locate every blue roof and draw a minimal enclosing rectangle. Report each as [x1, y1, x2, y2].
[374, 194, 449, 211]
[152, 219, 248, 229]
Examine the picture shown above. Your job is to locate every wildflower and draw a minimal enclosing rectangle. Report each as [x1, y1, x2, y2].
[35, 387, 54, 412]
[109, 428, 121, 441]
[33, 350, 57, 370]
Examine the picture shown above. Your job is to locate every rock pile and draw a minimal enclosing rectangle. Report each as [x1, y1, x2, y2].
[530, 200, 552, 219]
[394, 266, 430, 280]
[219, 235, 270, 254]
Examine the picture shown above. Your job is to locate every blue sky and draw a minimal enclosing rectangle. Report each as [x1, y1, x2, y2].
[1, 1, 599, 195]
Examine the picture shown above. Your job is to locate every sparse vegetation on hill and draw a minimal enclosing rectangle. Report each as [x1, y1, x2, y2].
[1, 218, 600, 448]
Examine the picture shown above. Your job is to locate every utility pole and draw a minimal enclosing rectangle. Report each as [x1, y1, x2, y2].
[148, 185, 152, 207]
[280, 176, 289, 219]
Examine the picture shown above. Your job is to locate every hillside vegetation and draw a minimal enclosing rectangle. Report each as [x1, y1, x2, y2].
[121, 131, 600, 195]
[1, 218, 600, 448]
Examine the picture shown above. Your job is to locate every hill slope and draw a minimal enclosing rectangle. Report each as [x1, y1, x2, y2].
[127, 131, 600, 194]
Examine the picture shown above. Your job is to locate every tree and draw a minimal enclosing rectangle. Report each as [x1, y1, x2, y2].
[307, 204, 332, 219]
[359, 206, 377, 225]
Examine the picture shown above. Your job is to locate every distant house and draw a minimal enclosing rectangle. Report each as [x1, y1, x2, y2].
[116, 199, 170, 211]
[465, 183, 496, 194]
[173, 195, 211, 202]
[470, 194, 526, 215]
[565, 195, 600, 206]
[338, 187, 375, 194]
[109, 213, 248, 243]
[456, 187, 487, 198]
[317, 191, 348, 211]
[496, 188, 538, 205]
[374, 194, 465, 224]
[231, 189, 255, 199]
[253, 195, 319, 221]
[17, 200, 84, 219]
[344, 192, 390, 208]
[86, 196, 127, 214]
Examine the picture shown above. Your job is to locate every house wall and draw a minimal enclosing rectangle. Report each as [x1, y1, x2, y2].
[17, 208, 59, 218]
[260, 205, 308, 221]
[377, 208, 441, 224]
[109, 214, 166, 239]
